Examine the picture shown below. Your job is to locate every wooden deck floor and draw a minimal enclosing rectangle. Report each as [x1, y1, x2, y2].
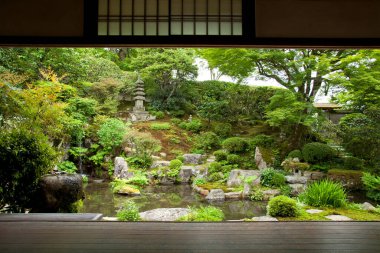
[1, 221, 379, 253]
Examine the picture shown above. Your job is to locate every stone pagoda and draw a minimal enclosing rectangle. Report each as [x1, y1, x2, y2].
[129, 77, 156, 122]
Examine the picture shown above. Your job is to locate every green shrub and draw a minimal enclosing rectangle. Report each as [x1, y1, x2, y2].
[287, 150, 303, 160]
[309, 164, 329, 172]
[170, 159, 183, 170]
[57, 161, 78, 174]
[281, 159, 310, 173]
[97, 118, 126, 151]
[208, 172, 224, 182]
[208, 162, 223, 174]
[362, 173, 380, 201]
[344, 156, 364, 170]
[117, 200, 141, 221]
[0, 128, 57, 212]
[260, 168, 286, 187]
[152, 111, 165, 119]
[126, 156, 152, 170]
[250, 134, 274, 149]
[222, 137, 249, 153]
[179, 120, 203, 133]
[194, 131, 220, 151]
[176, 155, 185, 163]
[249, 187, 264, 201]
[213, 150, 228, 162]
[126, 171, 149, 186]
[194, 178, 206, 186]
[302, 142, 335, 163]
[82, 175, 89, 183]
[299, 180, 347, 208]
[213, 123, 232, 138]
[150, 123, 171, 130]
[226, 154, 241, 165]
[268, 196, 298, 217]
[179, 206, 224, 221]
[170, 118, 182, 125]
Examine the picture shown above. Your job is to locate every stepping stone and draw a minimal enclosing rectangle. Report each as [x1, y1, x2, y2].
[252, 216, 278, 221]
[325, 215, 353, 221]
[306, 209, 324, 214]
[102, 217, 118, 221]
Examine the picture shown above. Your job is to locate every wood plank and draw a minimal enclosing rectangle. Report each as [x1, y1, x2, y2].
[1, 221, 379, 253]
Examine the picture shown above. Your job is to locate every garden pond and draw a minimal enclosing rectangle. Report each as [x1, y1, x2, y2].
[79, 182, 267, 220]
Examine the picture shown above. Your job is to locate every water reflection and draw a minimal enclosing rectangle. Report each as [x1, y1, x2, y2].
[80, 182, 267, 220]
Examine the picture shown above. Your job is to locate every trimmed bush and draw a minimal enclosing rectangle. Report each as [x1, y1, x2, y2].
[208, 162, 223, 174]
[344, 156, 364, 170]
[226, 154, 241, 165]
[299, 180, 347, 208]
[250, 134, 274, 149]
[222, 137, 249, 153]
[302, 142, 335, 163]
[268, 196, 298, 217]
[213, 150, 228, 162]
[179, 120, 203, 133]
[208, 172, 224, 182]
[213, 123, 232, 138]
[260, 168, 286, 187]
[117, 200, 141, 221]
[194, 131, 220, 151]
[287, 150, 303, 160]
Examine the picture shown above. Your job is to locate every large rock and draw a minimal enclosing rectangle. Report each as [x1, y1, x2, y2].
[285, 175, 308, 184]
[362, 202, 376, 211]
[262, 189, 281, 201]
[289, 184, 306, 196]
[227, 170, 261, 187]
[252, 216, 278, 221]
[255, 147, 268, 170]
[304, 171, 326, 181]
[225, 192, 242, 200]
[151, 160, 171, 169]
[33, 174, 84, 212]
[192, 184, 210, 196]
[178, 166, 194, 183]
[205, 189, 225, 201]
[114, 157, 134, 180]
[183, 154, 205, 165]
[140, 208, 190, 221]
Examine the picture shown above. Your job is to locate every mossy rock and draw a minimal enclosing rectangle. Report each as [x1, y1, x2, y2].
[116, 185, 141, 195]
[327, 169, 363, 190]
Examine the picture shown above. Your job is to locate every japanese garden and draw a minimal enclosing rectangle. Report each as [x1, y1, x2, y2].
[1, 48, 379, 222]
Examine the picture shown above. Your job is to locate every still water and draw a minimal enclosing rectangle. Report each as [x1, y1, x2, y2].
[80, 182, 267, 220]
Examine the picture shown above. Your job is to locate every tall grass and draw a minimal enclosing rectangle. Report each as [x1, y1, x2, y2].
[299, 179, 347, 208]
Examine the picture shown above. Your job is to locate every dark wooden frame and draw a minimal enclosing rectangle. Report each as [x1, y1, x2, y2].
[0, 0, 379, 47]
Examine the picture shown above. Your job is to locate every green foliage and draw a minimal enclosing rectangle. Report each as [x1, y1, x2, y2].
[301, 142, 335, 164]
[260, 168, 286, 188]
[226, 154, 241, 165]
[299, 180, 347, 208]
[0, 128, 57, 212]
[194, 178, 206, 186]
[57, 161, 77, 174]
[65, 97, 98, 120]
[222, 137, 249, 153]
[344, 156, 364, 170]
[170, 118, 182, 125]
[110, 179, 140, 193]
[179, 206, 224, 222]
[281, 159, 310, 173]
[362, 173, 380, 201]
[213, 150, 228, 162]
[249, 134, 274, 149]
[213, 123, 232, 138]
[82, 175, 89, 183]
[287, 150, 303, 160]
[179, 119, 203, 133]
[97, 118, 127, 151]
[151, 111, 165, 119]
[244, 175, 258, 185]
[126, 171, 149, 186]
[268, 196, 299, 217]
[208, 173, 224, 182]
[208, 162, 223, 174]
[339, 109, 380, 166]
[249, 187, 264, 201]
[150, 123, 171, 130]
[170, 159, 183, 170]
[117, 200, 141, 221]
[123, 130, 161, 164]
[194, 131, 220, 151]
[126, 156, 152, 170]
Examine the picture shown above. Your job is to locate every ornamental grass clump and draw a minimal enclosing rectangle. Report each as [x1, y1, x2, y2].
[299, 179, 347, 208]
[267, 195, 299, 217]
